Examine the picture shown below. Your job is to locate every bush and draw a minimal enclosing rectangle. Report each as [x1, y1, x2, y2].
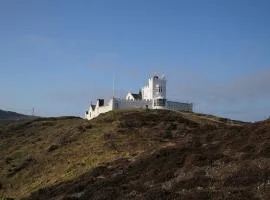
[47, 144, 59, 152]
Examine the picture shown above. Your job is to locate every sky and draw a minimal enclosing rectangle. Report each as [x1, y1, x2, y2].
[0, 0, 270, 121]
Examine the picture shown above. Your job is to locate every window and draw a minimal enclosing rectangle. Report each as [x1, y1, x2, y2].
[154, 99, 166, 106]
[157, 86, 162, 93]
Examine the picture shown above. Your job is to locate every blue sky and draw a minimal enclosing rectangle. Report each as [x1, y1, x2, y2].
[0, 0, 270, 121]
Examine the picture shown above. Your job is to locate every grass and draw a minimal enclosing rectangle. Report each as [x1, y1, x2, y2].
[0, 110, 171, 198]
[0, 109, 268, 199]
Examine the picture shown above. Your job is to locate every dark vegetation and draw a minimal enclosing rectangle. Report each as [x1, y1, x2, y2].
[0, 109, 269, 199]
[0, 109, 36, 121]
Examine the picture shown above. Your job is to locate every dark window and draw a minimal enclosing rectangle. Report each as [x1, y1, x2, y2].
[154, 99, 166, 106]
[98, 99, 104, 106]
[157, 86, 162, 93]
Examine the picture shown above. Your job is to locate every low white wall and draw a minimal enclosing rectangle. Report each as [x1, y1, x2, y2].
[115, 99, 152, 109]
[166, 101, 192, 112]
[97, 104, 112, 113]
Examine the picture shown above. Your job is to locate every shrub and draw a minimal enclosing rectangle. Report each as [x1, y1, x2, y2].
[47, 144, 59, 152]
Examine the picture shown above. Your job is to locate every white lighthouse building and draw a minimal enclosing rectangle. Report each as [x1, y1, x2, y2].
[85, 75, 192, 120]
[141, 75, 166, 109]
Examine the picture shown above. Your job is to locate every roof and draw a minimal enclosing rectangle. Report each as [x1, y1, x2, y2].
[131, 93, 142, 100]
[90, 105, 96, 110]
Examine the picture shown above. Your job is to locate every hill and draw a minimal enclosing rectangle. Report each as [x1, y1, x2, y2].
[0, 110, 269, 199]
[0, 109, 35, 121]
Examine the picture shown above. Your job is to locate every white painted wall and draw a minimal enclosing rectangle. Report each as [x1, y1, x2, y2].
[115, 98, 152, 109]
[142, 86, 151, 100]
[142, 75, 166, 101]
[126, 93, 135, 100]
[86, 99, 114, 120]
[151, 76, 166, 100]
[85, 98, 153, 120]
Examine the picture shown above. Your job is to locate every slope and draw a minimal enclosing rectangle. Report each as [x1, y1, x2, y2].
[0, 110, 269, 199]
[0, 109, 36, 121]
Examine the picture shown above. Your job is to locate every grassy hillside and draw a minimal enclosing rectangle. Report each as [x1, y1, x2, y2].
[0, 110, 269, 199]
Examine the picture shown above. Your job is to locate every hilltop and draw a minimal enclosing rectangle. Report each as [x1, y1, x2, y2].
[0, 110, 269, 199]
[0, 109, 35, 121]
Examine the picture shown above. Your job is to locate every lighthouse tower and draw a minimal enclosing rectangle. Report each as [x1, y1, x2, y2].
[141, 75, 167, 109]
[151, 75, 166, 109]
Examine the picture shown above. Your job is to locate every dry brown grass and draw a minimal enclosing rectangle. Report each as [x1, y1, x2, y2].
[0, 109, 269, 200]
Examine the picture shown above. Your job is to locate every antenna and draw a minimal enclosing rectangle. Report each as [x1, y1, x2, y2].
[113, 72, 115, 97]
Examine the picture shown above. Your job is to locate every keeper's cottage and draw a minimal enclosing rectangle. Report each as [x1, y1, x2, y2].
[85, 75, 192, 120]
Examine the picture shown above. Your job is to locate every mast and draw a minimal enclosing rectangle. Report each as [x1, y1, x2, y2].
[113, 72, 115, 97]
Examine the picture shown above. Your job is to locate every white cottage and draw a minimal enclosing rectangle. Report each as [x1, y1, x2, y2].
[85, 75, 192, 120]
